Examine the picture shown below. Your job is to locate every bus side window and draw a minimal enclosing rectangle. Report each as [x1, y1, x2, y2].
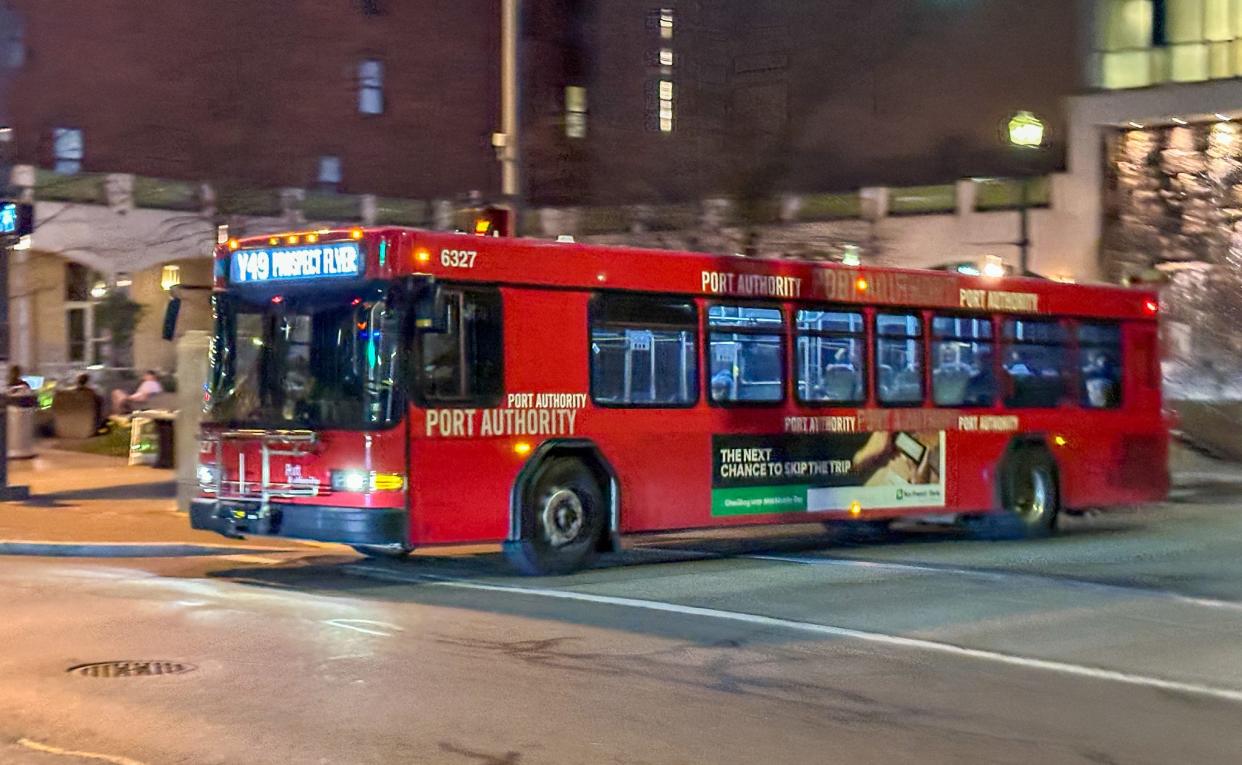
[589, 295, 697, 407]
[876, 313, 924, 405]
[707, 305, 785, 404]
[1002, 318, 1069, 409]
[795, 309, 865, 405]
[1078, 321, 1122, 409]
[417, 288, 503, 404]
[931, 315, 994, 407]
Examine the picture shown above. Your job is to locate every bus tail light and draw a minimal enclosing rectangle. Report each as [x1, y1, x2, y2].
[330, 470, 406, 493]
[1144, 299, 1159, 315]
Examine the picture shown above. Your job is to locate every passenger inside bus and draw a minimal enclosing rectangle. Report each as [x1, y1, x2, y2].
[1083, 351, 1120, 408]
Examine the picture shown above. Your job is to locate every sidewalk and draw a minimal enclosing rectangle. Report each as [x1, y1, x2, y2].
[0, 447, 309, 554]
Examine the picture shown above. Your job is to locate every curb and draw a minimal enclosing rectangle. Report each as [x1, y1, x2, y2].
[0, 541, 305, 558]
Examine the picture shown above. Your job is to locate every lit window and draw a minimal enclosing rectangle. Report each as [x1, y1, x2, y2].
[0, 7, 24, 69]
[659, 47, 674, 67]
[659, 8, 674, 39]
[565, 86, 587, 139]
[658, 79, 674, 132]
[358, 59, 384, 115]
[317, 155, 343, 186]
[52, 127, 83, 174]
[160, 264, 182, 292]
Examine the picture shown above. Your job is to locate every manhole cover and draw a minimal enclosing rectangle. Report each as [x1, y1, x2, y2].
[68, 661, 196, 678]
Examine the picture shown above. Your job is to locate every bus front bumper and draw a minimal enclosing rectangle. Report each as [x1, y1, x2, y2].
[190, 499, 406, 546]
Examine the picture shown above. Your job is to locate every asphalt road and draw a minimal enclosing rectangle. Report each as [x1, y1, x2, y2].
[3, 450, 1242, 764]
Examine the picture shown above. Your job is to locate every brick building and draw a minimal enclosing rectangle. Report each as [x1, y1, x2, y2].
[0, 0, 1087, 378]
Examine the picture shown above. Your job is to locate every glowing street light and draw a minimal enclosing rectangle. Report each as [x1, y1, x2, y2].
[1007, 111, 1045, 150]
[1006, 111, 1046, 276]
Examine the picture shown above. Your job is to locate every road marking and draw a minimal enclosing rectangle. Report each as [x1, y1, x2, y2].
[324, 618, 403, 637]
[16, 738, 146, 765]
[740, 554, 1242, 613]
[348, 564, 1242, 705]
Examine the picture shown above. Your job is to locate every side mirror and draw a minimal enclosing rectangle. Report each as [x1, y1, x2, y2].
[162, 296, 182, 341]
[413, 282, 448, 333]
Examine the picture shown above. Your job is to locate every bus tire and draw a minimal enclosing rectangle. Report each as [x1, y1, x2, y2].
[967, 446, 1060, 540]
[504, 458, 606, 576]
[350, 544, 413, 559]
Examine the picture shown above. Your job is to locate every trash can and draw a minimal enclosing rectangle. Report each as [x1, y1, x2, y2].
[7, 391, 38, 459]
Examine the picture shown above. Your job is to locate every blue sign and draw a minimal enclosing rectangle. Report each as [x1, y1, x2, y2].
[230, 242, 363, 284]
[1, 203, 18, 235]
[0, 202, 33, 237]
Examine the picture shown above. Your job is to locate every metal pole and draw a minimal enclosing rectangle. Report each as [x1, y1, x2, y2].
[1018, 176, 1031, 276]
[500, 0, 521, 206]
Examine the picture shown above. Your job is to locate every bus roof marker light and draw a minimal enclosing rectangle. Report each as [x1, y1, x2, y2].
[227, 238, 240, 251]
[286, 235, 299, 245]
[596, 272, 607, 282]
[415, 248, 431, 265]
[854, 277, 868, 293]
[306, 233, 318, 244]
[350, 228, 364, 240]
[269, 237, 279, 246]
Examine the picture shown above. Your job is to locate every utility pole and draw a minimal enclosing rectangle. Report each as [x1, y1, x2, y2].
[0, 197, 32, 501]
[496, 0, 522, 229]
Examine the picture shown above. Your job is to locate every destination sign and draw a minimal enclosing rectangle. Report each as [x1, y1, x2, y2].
[230, 242, 362, 284]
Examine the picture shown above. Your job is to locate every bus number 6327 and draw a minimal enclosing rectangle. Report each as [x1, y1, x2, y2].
[441, 249, 478, 268]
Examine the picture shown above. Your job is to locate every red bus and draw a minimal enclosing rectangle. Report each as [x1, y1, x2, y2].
[183, 226, 1168, 574]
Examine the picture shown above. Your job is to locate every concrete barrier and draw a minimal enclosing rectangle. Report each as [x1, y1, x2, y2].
[1170, 401, 1242, 462]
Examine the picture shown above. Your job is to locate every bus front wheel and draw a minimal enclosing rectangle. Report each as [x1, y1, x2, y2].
[504, 458, 606, 576]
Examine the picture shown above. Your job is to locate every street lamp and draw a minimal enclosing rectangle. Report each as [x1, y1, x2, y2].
[1007, 110, 1046, 276]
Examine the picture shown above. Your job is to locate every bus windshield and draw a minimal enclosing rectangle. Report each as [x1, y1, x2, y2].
[206, 289, 404, 429]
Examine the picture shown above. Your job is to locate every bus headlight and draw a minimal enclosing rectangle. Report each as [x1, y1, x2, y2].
[331, 470, 405, 493]
[197, 463, 220, 489]
[332, 469, 369, 493]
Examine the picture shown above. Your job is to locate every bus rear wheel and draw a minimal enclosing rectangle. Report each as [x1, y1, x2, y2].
[966, 446, 1060, 540]
[504, 458, 606, 576]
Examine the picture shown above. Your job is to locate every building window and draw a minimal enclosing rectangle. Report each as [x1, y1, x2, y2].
[657, 79, 674, 132]
[659, 8, 674, 39]
[317, 155, 343, 187]
[358, 59, 384, 115]
[659, 47, 674, 68]
[64, 263, 104, 365]
[0, 7, 24, 69]
[565, 86, 587, 139]
[1094, 0, 1242, 88]
[590, 294, 697, 407]
[52, 127, 83, 174]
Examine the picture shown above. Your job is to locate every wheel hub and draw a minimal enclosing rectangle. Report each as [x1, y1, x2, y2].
[541, 488, 584, 547]
[1016, 468, 1050, 523]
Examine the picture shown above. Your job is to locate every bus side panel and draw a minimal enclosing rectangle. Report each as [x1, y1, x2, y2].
[407, 433, 516, 544]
